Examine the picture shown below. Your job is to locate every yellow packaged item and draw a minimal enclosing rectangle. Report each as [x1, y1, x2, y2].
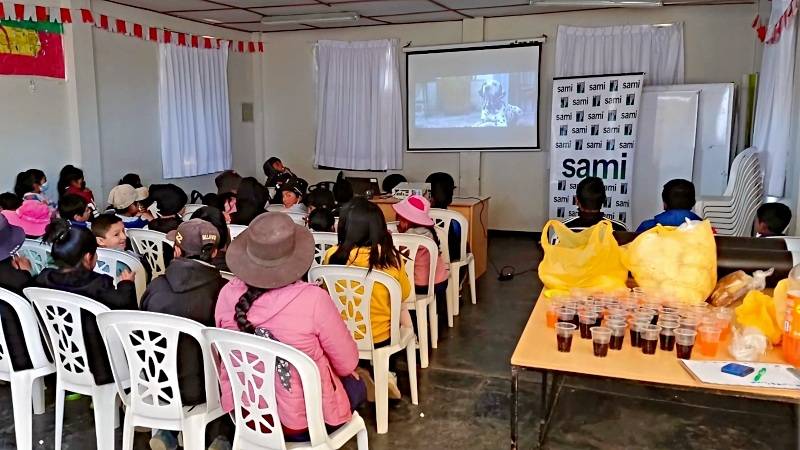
[539, 220, 628, 297]
[735, 290, 782, 345]
[620, 220, 716, 304]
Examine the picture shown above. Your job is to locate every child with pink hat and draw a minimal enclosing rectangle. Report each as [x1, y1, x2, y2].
[1, 200, 51, 237]
[392, 194, 450, 325]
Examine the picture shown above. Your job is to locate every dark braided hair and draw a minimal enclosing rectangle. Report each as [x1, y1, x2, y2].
[234, 285, 267, 334]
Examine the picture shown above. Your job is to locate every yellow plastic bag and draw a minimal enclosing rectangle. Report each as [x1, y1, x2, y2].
[539, 220, 628, 297]
[735, 290, 782, 345]
[621, 220, 717, 304]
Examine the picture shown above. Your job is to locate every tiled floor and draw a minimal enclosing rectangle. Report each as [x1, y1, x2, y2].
[0, 234, 795, 449]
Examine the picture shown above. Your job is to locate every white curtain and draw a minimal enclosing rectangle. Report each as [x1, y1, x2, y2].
[315, 39, 402, 170]
[158, 44, 231, 178]
[555, 24, 685, 85]
[752, 0, 798, 197]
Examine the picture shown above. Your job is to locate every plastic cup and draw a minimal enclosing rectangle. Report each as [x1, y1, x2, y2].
[628, 318, 650, 347]
[697, 326, 722, 357]
[659, 321, 679, 351]
[591, 326, 612, 357]
[555, 322, 577, 353]
[606, 320, 627, 350]
[640, 324, 661, 355]
[557, 307, 577, 327]
[675, 328, 698, 359]
[546, 301, 564, 328]
[679, 317, 699, 330]
[579, 312, 598, 339]
[605, 314, 627, 324]
[716, 309, 734, 341]
[660, 313, 680, 323]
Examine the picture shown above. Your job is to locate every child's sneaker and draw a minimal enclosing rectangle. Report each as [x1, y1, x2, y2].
[149, 430, 178, 450]
[355, 367, 375, 402]
[388, 372, 402, 400]
[208, 436, 232, 450]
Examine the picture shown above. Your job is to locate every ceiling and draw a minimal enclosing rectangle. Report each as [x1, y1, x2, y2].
[106, 0, 752, 33]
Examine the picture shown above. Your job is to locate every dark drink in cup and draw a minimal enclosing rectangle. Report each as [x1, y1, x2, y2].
[610, 334, 624, 350]
[555, 322, 577, 353]
[639, 324, 661, 355]
[676, 343, 693, 359]
[641, 338, 658, 354]
[579, 312, 597, 340]
[593, 341, 609, 357]
[660, 333, 675, 351]
[557, 334, 573, 352]
[630, 327, 641, 347]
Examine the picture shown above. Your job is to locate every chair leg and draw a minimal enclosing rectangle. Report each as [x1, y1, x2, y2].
[55, 380, 65, 450]
[121, 410, 135, 450]
[428, 298, 438, 349]
[10, 373, 33, 450]
[415, 300, 429, 369]
[445, 277, 455, 328]
[373, 354, 390, 434]
[468, 259, 477, 305]
[405, 341, 419, 406]
[452, 271, 461, 317]
[31, 376, 46, 415]
[356, 426, 369, 450]
[93, 387, 117, 450]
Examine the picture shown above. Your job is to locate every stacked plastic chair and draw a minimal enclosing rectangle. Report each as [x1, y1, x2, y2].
[695, 147, 764, 237]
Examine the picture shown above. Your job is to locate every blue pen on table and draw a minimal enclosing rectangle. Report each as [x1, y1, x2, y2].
[753, 367, 767, 382]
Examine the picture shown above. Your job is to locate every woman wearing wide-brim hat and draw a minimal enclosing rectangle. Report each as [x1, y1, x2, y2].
[214, 212, 366, 440]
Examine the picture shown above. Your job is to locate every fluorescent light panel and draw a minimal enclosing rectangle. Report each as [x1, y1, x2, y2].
[530, 0, 662, 6]
[261, 12, 360, 25]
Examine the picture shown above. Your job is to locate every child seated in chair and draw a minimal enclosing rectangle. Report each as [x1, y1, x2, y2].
[58, 194, 91, 229]
[107, 184, 152, 229]
[563, 177, 627, 231]
[636, 179, 701, 233]
[756, 202, 793, 237]
[35, 219, 136, 385]
[92, 214, 161, 282]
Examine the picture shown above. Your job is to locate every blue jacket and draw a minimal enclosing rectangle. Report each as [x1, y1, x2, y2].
[636, 209, 702, 233]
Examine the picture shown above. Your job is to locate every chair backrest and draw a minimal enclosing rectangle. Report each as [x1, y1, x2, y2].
[24, 288, 111, 387]
[391, 233, 438, 300]
[228, 224, 247, 240]
[203, 328, 331, 449]
[429, 208, 469, 263]
[182, 203, 204, 221]
[220, 271, 235, 281]
[96, 311, 220, 421]
[94, 248, 147, 302]
[266, 204, 286, 213]
[127, 229, 172, 278]
[308, 265, 401, 352]
[310, 232, 338, 269]
[17, 238, 52, 276]
[722, 147, 758, 197]
[0, 288, 53, 377]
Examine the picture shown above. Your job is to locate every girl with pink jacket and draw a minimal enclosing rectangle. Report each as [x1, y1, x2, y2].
[215, 212, 365, 440]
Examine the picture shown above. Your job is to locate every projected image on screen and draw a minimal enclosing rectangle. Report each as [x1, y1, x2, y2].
[415, 73, 537, 129]
[407, 42, 541, 151]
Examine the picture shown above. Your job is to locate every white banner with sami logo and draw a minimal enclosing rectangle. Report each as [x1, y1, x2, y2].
[548, 72, 644, 228]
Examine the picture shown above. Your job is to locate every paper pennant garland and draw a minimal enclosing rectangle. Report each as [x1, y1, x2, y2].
[0, 2, 263, 53]
[752, 0, 799, 44]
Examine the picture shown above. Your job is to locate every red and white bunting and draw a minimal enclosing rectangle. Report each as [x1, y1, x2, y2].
[752, 0, 799, 44]
[0, 2, 264, 53]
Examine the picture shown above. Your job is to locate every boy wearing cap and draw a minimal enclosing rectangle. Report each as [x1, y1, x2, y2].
[147, 184, 188, 234]
[107, 184, 153, 229]
[141, 219, 229, 450]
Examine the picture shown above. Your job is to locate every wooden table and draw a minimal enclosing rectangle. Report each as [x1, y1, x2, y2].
[510, 298, 800, 449]
[370, 196, 490, 278]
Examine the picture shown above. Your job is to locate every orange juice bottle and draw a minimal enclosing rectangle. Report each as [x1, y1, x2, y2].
[783, 265, 800, 366]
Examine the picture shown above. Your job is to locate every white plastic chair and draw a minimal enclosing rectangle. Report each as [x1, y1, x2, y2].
[127, 229, 173, 278]
[94, 248, 147, 303]
[308, 265, 418, 434]
[695, 147, 764, 236]
[203, 328, 369, 450]
[311, 232, 338, 270]
[95, 311, 225, 450]
[429, 208, 476, 325]
[182, 203, 205, 221]
[25, 287, 126, 450]
[0, 288, 55, 450]
[17, 239, 52, 276]
[220, 271, 235, 281]
[229, 224, 247, 239]
[391, 233, 439, 369]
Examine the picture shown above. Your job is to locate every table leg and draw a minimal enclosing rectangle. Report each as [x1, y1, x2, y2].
[796, 403, 800, 450]
[511, 366, 520, 450]
[538, 371, 549, 447]
[539, 374, 564, 448]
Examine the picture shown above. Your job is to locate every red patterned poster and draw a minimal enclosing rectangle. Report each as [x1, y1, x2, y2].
[0, 19, 65, 79]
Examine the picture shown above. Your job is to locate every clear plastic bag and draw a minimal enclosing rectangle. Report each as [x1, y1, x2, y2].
[728, 326, 769, 362]
[709, 268, 774, 307]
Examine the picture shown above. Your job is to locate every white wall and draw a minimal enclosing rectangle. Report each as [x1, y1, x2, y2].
[0, 0, 255, 203]
[256, 4, 759, 231]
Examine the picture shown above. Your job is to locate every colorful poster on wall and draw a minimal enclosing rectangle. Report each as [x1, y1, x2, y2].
[547, 73, 644, 228]
[0, 19, 65, 78]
